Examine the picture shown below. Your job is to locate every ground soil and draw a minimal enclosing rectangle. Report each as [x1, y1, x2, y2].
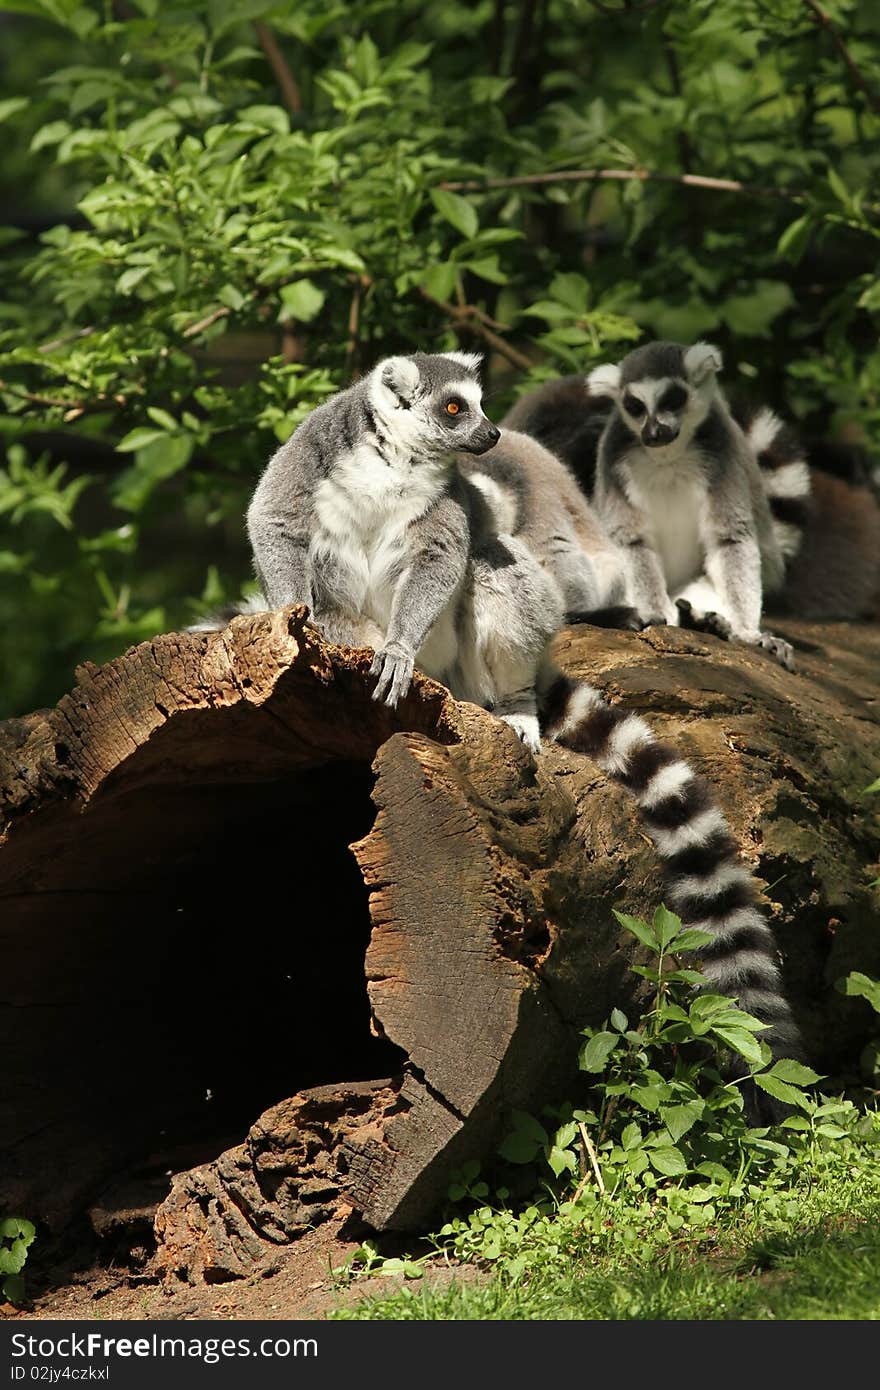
[6, 1216, 463, 1321]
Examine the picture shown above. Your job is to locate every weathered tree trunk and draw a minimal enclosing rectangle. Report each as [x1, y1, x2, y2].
[1, 607, 878, 1284]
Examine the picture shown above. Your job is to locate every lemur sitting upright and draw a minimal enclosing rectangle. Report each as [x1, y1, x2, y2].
[241, 350, 800, 1063]
[584, 341, 795, 668]
[504, 343, 880, 639]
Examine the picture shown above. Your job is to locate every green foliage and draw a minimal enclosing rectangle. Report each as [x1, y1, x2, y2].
[2, 0, 880, 714]
[0, 1217, 36, 1306]
[335, 908, 878, 1299]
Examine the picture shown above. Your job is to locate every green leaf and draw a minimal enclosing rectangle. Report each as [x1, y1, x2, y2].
[113, 435, 194, 512]
[116, 428, 168, 454]
[579, 1031, 618, 1072]
[653, 904, 684, 949]
[828, 166, 851, 208]
[547, 1144, 577, 1177]
[31, 119, 72, 153]
[430, 188, 478, 240]
[621, 1122, 642, 1150]
[864, 777, 880, 794]
[753, 1073, 810, 1108]
[498, 1131, 541, 1164]
[719, 280, 794, 338]
[661, 1100, 704, 1142]
[0, 97, 28, 124]
[765, 1058, 823, 1086]
[2, 1273, 25, 1305]
[649, 1145, 688, 1177]
[509, 1110, 548, 1144]
[711, 1025, 767, 1065]
[777, 215, 811, 262]
[836, 971, 880, 1015]
[146, 407, 179, 432]
[278, 280, 326, 324]
[237, 104, 290, 136]
[548, 272, 589, 313]
[420, 262, 457, 303]
[612, 910, 657, 949]
[610, 1008, 628, 1032]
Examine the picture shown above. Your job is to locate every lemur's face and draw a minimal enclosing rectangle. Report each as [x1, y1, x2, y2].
[619, 377, 690, 449]
[588, 340, 722, 455]
[374, 351, 501, 456]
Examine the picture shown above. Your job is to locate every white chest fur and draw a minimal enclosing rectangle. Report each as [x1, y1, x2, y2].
[312, 442, 449, 624]
[624, 448, 708, 594]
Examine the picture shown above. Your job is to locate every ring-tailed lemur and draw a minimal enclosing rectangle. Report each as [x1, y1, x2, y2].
[507, 343, 799, 668]
[240, 351, 800, 1064]
[502, 348, 880, 629]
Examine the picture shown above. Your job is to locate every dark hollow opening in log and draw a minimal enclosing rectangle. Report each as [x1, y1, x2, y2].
[2, 760, 406, 1248]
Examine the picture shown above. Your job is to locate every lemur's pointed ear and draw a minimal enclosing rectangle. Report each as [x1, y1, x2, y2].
[379, 356, 420, 403]
[684, 342, 722, 385]
[587, 363, 621, 398]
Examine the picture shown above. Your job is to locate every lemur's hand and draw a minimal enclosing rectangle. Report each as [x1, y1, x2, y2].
[676, 599, 733, 642]
[370, 642, 415, 707]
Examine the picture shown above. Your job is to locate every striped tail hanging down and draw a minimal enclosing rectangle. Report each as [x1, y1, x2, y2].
[540, 673, 801, 1061]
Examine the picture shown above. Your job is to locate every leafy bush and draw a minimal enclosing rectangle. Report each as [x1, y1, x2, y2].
[335, 910, 878, 1301]
[1, 0, 879, 716]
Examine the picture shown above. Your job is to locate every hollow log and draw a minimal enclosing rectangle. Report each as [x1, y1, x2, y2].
[1, 607, 878, 1284]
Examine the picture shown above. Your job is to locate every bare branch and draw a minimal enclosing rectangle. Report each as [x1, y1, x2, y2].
[438, 167, 803, 202]
[571, 1119, 606, 1202]
[802, 0, 880, 116]
[418, 289, 533, 371]
[254, 21, 303, 116]
[37, 326, 97, 355]
[182, 306, 231, 339]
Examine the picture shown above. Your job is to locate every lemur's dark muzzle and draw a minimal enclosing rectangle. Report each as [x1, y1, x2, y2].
[642, 419, 679, 448]
[462, 420, 501, 455]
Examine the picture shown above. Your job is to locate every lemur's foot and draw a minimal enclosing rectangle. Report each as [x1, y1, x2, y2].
[566, 605, 648, 631]
[499, 712, 541, 755]
[757, 630, 795, 671]
[370, 642, 415, 707]
[676, 599, 733, 642]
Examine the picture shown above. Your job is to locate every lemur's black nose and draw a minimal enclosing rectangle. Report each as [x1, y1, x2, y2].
[487, 424, 501, 444]
[643, 420, 678, 447]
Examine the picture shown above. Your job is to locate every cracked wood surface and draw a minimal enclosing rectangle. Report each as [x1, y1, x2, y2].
[1, 607, 878, 1282]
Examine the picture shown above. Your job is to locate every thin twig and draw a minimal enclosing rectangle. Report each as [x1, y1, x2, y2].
[255, 20, 303, 115]
[802, 0, 880, 115]
[346, 281, 363, 375]
[37, 326, 97, 355]
[182, 306, 231, 338]
[578, 1120, 606, 1195]
[0, 381, 126, 412]
[418, 289, 533, 371]
[438, 167, 803, 202]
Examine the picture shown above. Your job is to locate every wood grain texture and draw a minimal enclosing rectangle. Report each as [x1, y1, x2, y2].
[1, 607, 877, 1282]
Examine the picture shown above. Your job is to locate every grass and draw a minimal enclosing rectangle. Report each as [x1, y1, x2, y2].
[334, 1187, 880, 1320]
[332, 916, 880, 1321]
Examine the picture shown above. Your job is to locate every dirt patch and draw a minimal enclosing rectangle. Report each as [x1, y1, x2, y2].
[9, 1216, 468, 1321]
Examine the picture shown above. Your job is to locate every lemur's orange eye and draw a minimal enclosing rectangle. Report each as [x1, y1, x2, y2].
[446, 400, 460, 415]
